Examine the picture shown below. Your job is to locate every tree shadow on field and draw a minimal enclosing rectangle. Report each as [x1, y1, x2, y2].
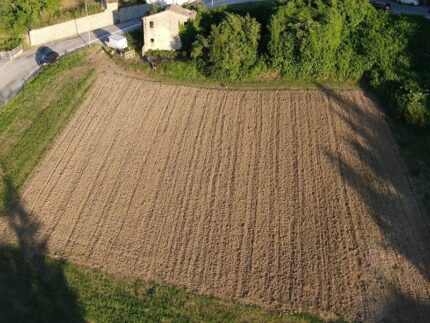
[315, 83, 430, 321]
[0, 175, 84, 322]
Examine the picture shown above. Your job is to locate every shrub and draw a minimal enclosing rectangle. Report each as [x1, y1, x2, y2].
[0, 35, 22, 51]
[396, 81, 429, 127]
[158, 61, 205, 81]
[179, 20, 199, 55]
[125, 30, 143, 54]
[145, 49, 177, 60]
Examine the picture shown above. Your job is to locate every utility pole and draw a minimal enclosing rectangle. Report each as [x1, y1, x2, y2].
[85, 0, 91, 46]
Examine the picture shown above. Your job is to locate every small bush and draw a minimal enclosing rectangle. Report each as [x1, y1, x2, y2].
[145, 49, 177, 60]
[0, 36, 22, 51]
[395, 81, 429, 127]
[125, 30, 143, 54]
[158, 60, 205, 81]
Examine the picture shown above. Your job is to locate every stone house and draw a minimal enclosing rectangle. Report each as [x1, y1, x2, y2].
[142, 5, 197, 54]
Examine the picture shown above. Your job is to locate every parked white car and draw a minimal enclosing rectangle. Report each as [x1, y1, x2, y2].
[105, 34, 128, 51]
[398, 0, 420, 6]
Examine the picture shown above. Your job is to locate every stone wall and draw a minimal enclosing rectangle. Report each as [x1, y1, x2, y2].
[28, 2, 149, 46]
[118, 4, 151, 22]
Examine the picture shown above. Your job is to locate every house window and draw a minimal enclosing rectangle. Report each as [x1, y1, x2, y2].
[150, 38, 154, 44]
[149, 21, 154, 28]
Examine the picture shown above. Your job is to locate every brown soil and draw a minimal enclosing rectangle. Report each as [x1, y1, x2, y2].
[1, 73, 429, 321]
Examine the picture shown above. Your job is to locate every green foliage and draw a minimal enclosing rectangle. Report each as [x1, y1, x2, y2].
[125, 30, 143, 54]
[0, 0, 102, 48]
[145, 49, 178, 60]
[266, 0, 429, 126]
[194, 5, 229, 37]
[149, 4, 163, 15]
[30, 0, 101, 29]
[268, 0, 371, 80]
[192, 13, 260, 80]
[395, 81, 429, 127]
[0, 35, 22, 51]
[157, 60, 205, 81]
[227, 1, 276, 52]
[0, 0, 61, 34]
[138, 0, 430, 127]
[179, 19, 199, 55]
[363, 14, 430, 127]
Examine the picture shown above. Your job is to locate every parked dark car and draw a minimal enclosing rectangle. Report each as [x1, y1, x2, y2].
[35, 46, 59, 66]
[370, 0, 392, 11]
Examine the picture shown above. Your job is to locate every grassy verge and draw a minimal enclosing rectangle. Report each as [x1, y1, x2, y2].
[0, 245, 323, 322]
[0, 50, 95, 212]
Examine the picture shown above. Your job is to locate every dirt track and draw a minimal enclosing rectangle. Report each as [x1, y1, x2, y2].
[1, 73, 429, 321]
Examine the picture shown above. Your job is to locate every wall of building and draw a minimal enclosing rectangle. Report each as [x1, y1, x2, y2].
[142, 11, 190, 53]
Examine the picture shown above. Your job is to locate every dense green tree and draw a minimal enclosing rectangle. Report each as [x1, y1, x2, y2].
[267, 0, 373, 80]
[191, 13, 260, 80]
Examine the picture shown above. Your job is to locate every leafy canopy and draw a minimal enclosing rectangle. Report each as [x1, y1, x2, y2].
[191, 13, 261, 80]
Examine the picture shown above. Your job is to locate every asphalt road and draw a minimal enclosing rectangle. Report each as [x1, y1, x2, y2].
[1, 0, 429, 107]
[388, 1, 430, 16]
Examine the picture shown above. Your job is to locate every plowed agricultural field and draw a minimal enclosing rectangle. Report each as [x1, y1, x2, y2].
[2, 73, 429, 321]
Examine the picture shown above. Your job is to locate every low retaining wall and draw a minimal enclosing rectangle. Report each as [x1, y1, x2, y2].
[29, 10, 117, 46]
[0, 44, 23, 62]
[29, 3, 151, 46]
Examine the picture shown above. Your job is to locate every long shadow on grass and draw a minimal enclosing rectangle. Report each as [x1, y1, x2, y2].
[315, 83, 430, 321]
[0, 176, 84, 322]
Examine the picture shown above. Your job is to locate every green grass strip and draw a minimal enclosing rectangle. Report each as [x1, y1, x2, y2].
[0, 50, 95, 211]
